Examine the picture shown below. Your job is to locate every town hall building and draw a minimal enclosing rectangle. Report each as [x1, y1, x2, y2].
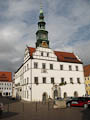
[14, 8, 86, 101]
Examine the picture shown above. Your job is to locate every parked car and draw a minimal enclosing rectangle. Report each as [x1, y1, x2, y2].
[66, 97, 90, 108]
[64, 97, 73, 102]
[0, 103, 4, 115]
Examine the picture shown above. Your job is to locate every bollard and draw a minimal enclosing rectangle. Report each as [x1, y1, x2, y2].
[22, 103, 24, 120]
[48, 101, 50, 111]
[7, 103, 9, 112]
[22, 103, 24, 112]
[36, 102, 37, 112]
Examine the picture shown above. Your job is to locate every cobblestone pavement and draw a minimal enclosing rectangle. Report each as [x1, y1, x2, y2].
[0, 97, 90, 120]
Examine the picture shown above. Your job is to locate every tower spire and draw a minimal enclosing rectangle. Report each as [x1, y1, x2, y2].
[35, 2, 49, 48]
[39, 0, 44, 23]
[40, 0, 43, 12]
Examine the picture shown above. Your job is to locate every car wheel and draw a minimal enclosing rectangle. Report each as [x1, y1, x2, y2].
[84, 104, 88, 109]
[67, 103, 71, 107]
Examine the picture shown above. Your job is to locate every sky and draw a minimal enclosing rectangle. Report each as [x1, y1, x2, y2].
[0, 0, 90, 72]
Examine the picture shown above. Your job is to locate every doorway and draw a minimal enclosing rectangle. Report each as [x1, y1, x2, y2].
[42, 92, 48, 102]
[53, 89, 58, 99]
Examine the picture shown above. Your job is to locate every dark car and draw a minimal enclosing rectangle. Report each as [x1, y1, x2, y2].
[0, 103, 4, 115]
[66, 97, 90, 108]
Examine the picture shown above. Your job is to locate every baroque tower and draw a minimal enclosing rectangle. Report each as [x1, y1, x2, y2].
[36, 8, 49, 48]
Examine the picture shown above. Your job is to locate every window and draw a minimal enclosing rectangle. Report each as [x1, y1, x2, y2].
[77, 78, 80, 84]
[50, 64, 53, 70]
[60, 65, 63, 70]
[34, 77, 38, 84]
[41, 52, 43, 56]
[61, 78, 64, 83]
[69, 65, 72, 71]
[27, 64, 29, 70]
[34, 62, 38, 69]
[27, 77, 29, 84]
[47, 53, 49, 57]
[76, 66, 78, 71]
[51, 78, 54, 84]
[43, 77, 46, 83]
[42, 63, 46, 69]
[70, 78, 73, 84]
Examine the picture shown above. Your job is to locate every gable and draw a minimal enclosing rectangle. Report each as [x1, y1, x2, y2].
[84, 65, 90, 77]
[27, 47, 82, 64]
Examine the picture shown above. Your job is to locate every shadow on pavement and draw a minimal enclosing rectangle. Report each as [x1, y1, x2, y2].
[81, 108, 90, 120]
[0, 112, 18, 119]
[0, 97, 20, 105]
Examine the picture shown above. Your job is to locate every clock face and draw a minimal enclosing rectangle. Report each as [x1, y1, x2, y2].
[42, 34, 46, 39]
[41, 41, 48, 48]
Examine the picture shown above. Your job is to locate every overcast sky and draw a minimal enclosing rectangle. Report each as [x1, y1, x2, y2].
[0, 0, 90, 72]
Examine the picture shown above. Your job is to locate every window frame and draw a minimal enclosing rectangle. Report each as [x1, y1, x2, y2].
[51, 77, 54, 84]
[34, 77, 38, 84]
[43, 77, 46, 83]
[50, 64, 53, 70]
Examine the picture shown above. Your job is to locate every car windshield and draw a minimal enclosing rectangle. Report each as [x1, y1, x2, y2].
[72, 97, 78, 100]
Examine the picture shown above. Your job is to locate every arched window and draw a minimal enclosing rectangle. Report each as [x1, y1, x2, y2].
[63, 92, 67, 98]
[53, 90, 58, 99]
[74, 91, 78, 97]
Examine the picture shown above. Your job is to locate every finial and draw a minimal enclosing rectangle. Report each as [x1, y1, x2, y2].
[40, 0, 43, 14]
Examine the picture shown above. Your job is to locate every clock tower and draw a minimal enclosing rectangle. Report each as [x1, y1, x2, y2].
[36, 8, 49, 48]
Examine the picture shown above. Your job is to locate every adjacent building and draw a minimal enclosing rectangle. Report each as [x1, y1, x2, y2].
[14, 8, 86, 101]
[0, 72, 12, 97]
[84, 65, 90, 96]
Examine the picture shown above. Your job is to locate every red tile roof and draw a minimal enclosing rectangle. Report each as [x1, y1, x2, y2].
[0, 72, 12, 82]
[28, 47, 35, 56]
[84, 65, 90, 77]
[54, 51, 82, 63]
[28, 47, 82, 64]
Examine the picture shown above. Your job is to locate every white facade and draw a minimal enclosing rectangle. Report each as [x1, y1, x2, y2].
[0, 81, 12, 96]
[15, 47, 86, 101]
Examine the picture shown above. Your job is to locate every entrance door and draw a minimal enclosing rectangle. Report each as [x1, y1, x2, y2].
[54, 90, 58, 99]
[42, 93, 48, 102]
